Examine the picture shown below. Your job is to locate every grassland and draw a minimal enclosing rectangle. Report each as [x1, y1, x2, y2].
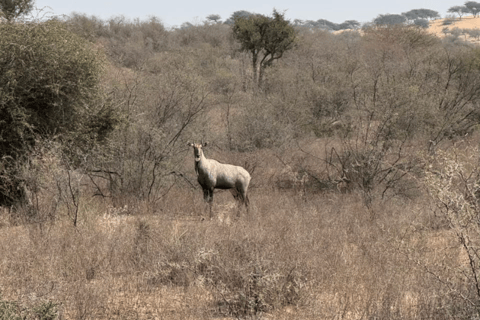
[2, 12, 480, 319]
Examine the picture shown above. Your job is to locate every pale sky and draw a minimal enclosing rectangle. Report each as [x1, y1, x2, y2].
[34, 0, 460, 28]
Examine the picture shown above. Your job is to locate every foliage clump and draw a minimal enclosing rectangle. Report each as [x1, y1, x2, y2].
[0, 20, 116, 206]
[232, 9, 296, 87]
[0, 0, 33, 22]
[422, 147, 480, 317]
[0, 297, 58, 320]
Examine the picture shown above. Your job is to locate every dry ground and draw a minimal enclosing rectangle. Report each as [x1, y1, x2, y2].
[0, 178, 467, 319]
[0, 138, 477, 319]
[428, 15, 480, 38]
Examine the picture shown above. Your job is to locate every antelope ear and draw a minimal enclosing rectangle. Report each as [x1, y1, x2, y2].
[203, 142, 208, 147]
[187, 142, 193, 147]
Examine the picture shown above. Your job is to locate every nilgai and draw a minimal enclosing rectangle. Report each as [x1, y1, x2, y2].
[188, 142, 251, 218]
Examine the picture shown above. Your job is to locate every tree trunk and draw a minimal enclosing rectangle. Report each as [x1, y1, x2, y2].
[258, 55, 276, 88]
[258, 64, 266, 88]
[252, 52, 258, 85]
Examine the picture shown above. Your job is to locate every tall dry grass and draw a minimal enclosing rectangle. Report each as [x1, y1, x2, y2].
[0, 144, 473, 319]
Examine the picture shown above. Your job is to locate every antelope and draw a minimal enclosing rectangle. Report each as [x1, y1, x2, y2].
[188, 142, 251, 219]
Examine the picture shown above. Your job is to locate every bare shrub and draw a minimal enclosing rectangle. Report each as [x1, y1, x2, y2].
[203, 248, 306, 317]
[443, 14, 458, 25]
[420, 145, 480, 316]
[229, 98, 295, 151]
[91, 57, 211, 206]
[465, 28, 480, 41]
[76, 15, 170, 68]
[65, 281, 107, 320]
[287, 26, 480, 204]
[0, 173, 470, 319]
[2, 140, 83, 225]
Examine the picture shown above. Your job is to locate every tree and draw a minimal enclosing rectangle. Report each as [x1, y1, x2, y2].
[224, 10, 252, 25]
[414, 19, 430, 28]
[402, 10, 419, 22]
[303, 20, 319, 29]
[403, 9, 440, 22]
[0, 20, 116, 206]
[424, 148, 480, 316]
[417, 9, 440, 20]
[293, 19, 304, 26]
[232, 9, 296, 87]
[338, 20, 360, 30]
[180, 21, 193, 29]
[448, 5, 469, 19]
[206, 14, 221, 23]
[316, 19, 338, 31]
[374, 14, 407, 26]
[0, 0, 33, 22]
[465, 1, 480, 17]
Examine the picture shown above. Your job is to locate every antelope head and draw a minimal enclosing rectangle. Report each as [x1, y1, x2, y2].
[188, 142, 208, 162]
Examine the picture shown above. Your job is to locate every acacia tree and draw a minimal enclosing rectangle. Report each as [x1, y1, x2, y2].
[448, 5, 469, 19]
[373, 14, 407, 26]
[338, 20, 360, 30]
[414, 19, 430, 28]
[224, 10, 252, 25]
[0, 0, 33, 21]
[465, 1, 480, 17]
[403, 9, 440, 22]
[206, 14, 221, 23]
[232, 9, 296, 87]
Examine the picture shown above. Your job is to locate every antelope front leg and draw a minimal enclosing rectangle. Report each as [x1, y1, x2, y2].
[208, 188, 214, 220]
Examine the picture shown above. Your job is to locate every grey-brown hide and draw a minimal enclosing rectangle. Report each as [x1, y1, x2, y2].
[188, 142, 251, 218]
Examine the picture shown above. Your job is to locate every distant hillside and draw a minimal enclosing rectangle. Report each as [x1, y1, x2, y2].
[333, 15, 480, 43]
[428, 15, 480, 42]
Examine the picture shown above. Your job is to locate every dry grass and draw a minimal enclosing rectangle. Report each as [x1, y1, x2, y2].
[0, 164, 469, 319]
[1, 135, 478, 319]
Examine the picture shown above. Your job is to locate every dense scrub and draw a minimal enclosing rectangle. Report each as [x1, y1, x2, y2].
[2, 14, 480, 318]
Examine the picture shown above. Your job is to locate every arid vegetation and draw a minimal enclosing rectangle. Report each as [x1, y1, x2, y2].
[4, 6, 480, 319]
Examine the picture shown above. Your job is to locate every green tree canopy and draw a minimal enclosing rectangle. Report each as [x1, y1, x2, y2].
[0, 20, 116, 205]
[448, 5, 469, 19]
[339, 20, 360, 30]
[224, 10, 252, 25]
[465, 1, 480, 17]
[206, 14, 221, 23]
[403, 9, 439, 21]
[374, 14, 407, 26]
[414, 18, 430, 28]
[232, 9, 296, 87]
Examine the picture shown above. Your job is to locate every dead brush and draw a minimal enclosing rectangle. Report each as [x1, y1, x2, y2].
[139, 228, 308, 317]
[189, 239, 307, 317]
[210, 262, 306, 317]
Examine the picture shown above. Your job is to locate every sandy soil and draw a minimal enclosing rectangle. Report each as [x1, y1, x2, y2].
[428, 15, 480, 39]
